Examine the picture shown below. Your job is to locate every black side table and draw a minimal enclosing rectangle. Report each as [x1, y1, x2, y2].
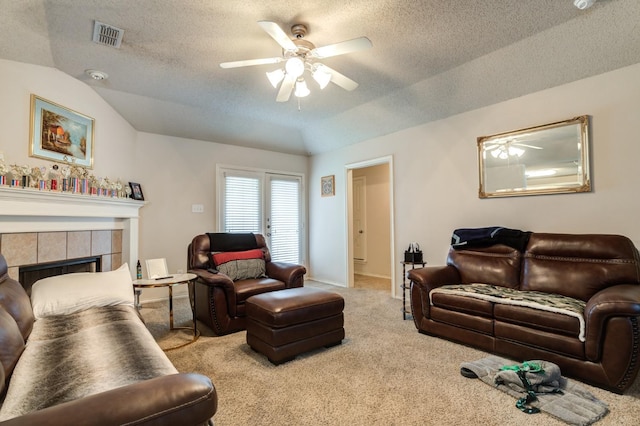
[401, 261, 426, 320]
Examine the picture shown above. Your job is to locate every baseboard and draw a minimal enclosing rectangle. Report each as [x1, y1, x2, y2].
[353, 272, 392, 280]
[306, 276, 347, 288]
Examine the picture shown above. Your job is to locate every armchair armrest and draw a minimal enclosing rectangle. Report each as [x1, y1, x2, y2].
[266, 262, 306, 288]
[189, 268, 237, 306]
[585, 284, 640, 348]
[0, 373, 217, 426]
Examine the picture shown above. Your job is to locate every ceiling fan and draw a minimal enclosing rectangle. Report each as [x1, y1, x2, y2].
[220, 21, 372, 102]
[484, 138, 543, 160]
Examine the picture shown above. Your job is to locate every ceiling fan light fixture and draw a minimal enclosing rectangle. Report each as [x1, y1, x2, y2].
[573, 0, 596, 10]
[312, 66, 332, 89]
[85, 69, 108, 80]
[266, 69, 285, 88]
[508, 147, 525, 157]
[294, 79, 310, 98]
[285, 57, 305, 78]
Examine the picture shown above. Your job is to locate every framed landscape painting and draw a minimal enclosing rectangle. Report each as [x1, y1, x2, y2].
[29, 94, 95, 168]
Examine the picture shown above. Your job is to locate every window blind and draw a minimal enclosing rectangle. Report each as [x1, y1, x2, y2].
[223, 175, 261, 233]
[269, 178, 300, 263]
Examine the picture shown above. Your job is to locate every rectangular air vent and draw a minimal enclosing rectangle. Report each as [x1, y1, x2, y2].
[92, 20, 124, 48]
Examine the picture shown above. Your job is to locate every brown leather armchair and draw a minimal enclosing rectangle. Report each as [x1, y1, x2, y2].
[187, 233, 306, 335]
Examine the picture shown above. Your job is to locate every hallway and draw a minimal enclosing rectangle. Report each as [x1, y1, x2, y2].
[353, 273, 391, 292]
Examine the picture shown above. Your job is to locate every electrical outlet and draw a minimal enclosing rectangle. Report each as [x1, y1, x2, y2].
[191, 204, 204, 213]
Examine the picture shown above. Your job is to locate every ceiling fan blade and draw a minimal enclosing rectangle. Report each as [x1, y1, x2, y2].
[258, 21, 297, 51]
[515, 143, 543, 149]
[276, 74, 296, 102]
[311, 37, 372, 59]
[220, 57, 283, 69]
[321, 65, 359, 91]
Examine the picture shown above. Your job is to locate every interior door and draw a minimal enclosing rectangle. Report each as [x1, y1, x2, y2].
[353, 176, 367, 262]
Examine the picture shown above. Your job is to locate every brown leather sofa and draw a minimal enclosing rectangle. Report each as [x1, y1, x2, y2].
[0, 254, 217, 424]
[187, 233, 306, 335]
[408, 232, 640, 393]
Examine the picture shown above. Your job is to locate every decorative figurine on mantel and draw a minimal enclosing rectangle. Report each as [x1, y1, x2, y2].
[0, 155, 8, 186]
[48, 164, 60, 191]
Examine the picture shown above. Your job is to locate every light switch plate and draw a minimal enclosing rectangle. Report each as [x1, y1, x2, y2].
[191, 204, 204, 213]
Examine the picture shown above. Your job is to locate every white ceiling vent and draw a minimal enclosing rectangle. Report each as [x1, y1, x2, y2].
[92, 20, 124, 48]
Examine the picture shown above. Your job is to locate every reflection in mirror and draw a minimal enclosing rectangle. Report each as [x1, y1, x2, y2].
[478, 116, 591, 198]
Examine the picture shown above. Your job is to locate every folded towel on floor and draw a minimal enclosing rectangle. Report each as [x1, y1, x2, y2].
[460, 356, 609, 426]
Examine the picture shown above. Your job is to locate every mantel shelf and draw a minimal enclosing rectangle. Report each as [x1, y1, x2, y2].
[0, 186, 145, 219]
[0, 186, 144, 272]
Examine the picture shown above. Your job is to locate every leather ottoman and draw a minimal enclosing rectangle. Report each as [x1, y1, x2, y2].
[245, 287, 345, 365]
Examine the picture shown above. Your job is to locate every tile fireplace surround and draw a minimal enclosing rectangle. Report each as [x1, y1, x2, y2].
[0, 186, 144, 281]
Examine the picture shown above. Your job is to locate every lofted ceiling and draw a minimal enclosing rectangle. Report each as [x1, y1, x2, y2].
[1, 0, 639, 156]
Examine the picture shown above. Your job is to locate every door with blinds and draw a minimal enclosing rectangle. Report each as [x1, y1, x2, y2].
[220, 168, 303, 264]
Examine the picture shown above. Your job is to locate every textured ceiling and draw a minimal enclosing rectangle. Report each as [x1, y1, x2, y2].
[1, 0, 639, 155]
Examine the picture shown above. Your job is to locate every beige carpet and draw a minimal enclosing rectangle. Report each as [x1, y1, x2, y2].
[140, 281, 640, 426]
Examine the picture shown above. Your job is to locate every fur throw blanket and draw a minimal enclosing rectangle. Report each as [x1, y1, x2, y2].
[0, 305, 177, 421]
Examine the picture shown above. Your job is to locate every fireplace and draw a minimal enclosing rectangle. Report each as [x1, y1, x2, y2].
[19, 256, 102, 294]
[0, 186, 144, 283]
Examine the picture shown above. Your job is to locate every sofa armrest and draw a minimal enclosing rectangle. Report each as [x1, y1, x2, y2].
[408, 266, 461, 325]
[407, 265, 461, 291]
[266, 262, 306, 288]
[0, 373, 217, 426]
[585, 284, 640, 339]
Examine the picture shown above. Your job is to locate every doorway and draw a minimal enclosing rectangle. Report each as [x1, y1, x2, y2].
[346, 156, 395, 295]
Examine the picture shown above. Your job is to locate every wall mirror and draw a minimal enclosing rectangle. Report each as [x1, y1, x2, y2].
[478, 115, 591, 198]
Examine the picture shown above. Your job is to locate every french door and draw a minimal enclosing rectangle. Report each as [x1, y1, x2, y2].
[219, 167, 303, 264]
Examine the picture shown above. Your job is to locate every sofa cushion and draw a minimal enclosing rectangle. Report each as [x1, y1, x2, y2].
[234, 278, 286, 304]
[0, 255, 34, 339]
[430, 291, 493, 317]
[522, 233, 640, 301]
[0, 308, 25, 394]
[430, 283, 586, 341]
[494, 304, 581, 338]
[447, 245, 521, 288]
[30, 264, 134, 319]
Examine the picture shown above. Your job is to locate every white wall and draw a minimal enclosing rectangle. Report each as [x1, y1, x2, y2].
[132, 132, 308, 299]
[0, 59, 137, 180]
[309, 63, 640, 288]
[0, 59, 309, 301]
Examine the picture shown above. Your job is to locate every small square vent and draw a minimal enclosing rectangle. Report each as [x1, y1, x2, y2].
[92, 20, 124, 48]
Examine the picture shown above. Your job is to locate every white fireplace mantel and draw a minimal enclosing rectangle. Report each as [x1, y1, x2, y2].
[0, 186, 145, 273]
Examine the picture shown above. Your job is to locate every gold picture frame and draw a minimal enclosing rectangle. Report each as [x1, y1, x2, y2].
[29, 94, 95, 168]
[477, 115, 590, 198]
[321, 175, 335, 197]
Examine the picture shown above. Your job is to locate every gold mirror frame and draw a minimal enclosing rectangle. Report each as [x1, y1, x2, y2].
[478, 115, 591, 198]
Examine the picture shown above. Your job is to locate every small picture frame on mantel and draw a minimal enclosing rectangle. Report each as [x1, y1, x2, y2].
[321, 175, 335, 197]
[129, 182, 144, 200]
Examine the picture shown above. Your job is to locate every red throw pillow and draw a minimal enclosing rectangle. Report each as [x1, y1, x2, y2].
[212, 249, 264, 265]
